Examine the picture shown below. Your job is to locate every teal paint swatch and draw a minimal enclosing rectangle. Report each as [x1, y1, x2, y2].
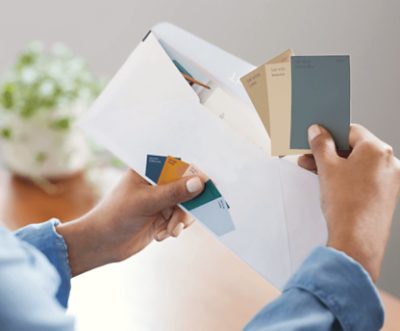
[182, 179, 222, 211]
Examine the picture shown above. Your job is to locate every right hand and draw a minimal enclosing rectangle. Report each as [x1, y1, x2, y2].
[298, 124, 400, 282]
[58, 170, 204, 276]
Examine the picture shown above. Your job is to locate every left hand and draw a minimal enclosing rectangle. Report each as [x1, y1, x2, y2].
[298, 124, 400, 281]
[57, 170, 205, 276]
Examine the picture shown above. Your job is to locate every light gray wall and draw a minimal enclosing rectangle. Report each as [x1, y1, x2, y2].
[1, 0, 399, 296]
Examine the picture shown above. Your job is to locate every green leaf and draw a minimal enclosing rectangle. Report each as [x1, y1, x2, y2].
[35, 151, 47, 164]
[49, 118, 71, 130]
[1, 83, 15, 109]
[0, 128, 12, 140]
[20, 102, 36, 118]
[111, 157, 125, 168]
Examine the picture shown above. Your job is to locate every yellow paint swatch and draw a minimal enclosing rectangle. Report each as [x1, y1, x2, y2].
[157, 156, 190, 185]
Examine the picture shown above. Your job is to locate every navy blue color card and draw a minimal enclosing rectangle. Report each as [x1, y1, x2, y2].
[290, 56, 350, 150]
[145, 155, 167, 182]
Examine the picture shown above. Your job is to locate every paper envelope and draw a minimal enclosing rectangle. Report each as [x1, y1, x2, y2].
[80, 22, 327, 289]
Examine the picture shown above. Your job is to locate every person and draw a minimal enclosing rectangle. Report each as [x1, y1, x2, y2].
[0, 123, 399, 331]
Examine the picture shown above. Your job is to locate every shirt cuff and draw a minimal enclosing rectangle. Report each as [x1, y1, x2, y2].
[284, 246, 384, 331]
[14, 219, 72, 308]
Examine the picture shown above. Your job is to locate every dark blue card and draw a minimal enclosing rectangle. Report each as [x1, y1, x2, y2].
[145, 155, 167, 183]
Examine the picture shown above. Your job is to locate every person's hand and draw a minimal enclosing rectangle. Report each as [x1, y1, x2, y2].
[57, 170, 204, 276]
[298, 124, 400, 282]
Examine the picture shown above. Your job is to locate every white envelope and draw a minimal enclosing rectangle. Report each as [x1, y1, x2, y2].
[80, 22, 327, 289]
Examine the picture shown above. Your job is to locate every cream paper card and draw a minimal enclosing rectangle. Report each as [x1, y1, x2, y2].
[265, 62, 310, 156]
[241, 49, 293, 136]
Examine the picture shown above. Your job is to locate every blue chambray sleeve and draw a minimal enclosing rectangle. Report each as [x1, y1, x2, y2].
[14, 219, 72, 308]
[0, 222, 74, 331]
[244, 246, 384, 331]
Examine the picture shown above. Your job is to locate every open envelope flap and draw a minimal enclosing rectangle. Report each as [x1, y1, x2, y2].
[84, 33, 198, 126]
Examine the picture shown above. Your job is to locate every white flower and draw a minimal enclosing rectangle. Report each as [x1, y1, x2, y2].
[21, 68, 38, 84]
[39, 81, 55, 96]
[51, 43, 71, 57]
[68, 58, 85, 74]
[48, 62, 63, 79]
[78, 87, 92, 102]
[28, 41, 44, 54]
[59, 77, 74, 92]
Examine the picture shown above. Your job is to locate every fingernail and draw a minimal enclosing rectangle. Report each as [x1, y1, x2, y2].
[156, 229, 169, 241]
[172, 222, 184, 237]
[308, 125, 322, 142]
[184, 218, 195, 227]
[186, 177, 202, 193]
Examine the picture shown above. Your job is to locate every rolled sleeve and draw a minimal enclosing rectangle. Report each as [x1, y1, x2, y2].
[245, 246, 384, 331]
[284, 246, 384, 330]
[14, 219, 72, 308]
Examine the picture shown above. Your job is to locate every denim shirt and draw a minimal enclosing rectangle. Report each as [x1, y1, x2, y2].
[0, 220, 384, 331]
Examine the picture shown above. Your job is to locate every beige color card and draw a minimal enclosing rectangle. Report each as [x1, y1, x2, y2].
[182, 164, 209, 182]
[265, 62, 310, 156]
[240, 49, 293, 136]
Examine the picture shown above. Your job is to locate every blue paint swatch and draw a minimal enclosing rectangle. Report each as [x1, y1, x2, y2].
[190, 197, 235, 236]
[145, 154, 166, 182]
[290, 56, 350, 150]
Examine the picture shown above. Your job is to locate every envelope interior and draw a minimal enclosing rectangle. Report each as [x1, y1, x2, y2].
[155, 35, 270, 153]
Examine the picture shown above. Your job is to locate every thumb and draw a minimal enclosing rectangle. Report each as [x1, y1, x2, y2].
[148, 176, 204, 212]
[308, 124, 338, 173]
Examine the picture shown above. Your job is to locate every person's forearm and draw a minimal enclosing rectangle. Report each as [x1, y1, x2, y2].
[56, 213, 117, 277]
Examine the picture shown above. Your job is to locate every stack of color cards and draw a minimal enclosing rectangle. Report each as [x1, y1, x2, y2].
[145, 155, 235, 236]
[241, 50, 351, 156]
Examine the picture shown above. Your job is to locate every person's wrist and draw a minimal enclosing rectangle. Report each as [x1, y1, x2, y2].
[327, 231, 381, 282]
[57, 213, 117, 276]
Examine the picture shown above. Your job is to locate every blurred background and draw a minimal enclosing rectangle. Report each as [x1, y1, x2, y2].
[0, 0, 399, 329]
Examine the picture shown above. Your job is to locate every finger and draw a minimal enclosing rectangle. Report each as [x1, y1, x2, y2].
[175, 210, 195, 229]
[154, 229, 170, 242]
[153, 216, 170, 242]
[167, 207, 186, 237]
[161, 207, 174, 221]
[146, 176, 204, 213]
[308, 124, 339, 174]
[153, 215, 168, 232]
[183, 216, 195, 229]
[298, 154, 317, 172]
[349, 123, 380, 148]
